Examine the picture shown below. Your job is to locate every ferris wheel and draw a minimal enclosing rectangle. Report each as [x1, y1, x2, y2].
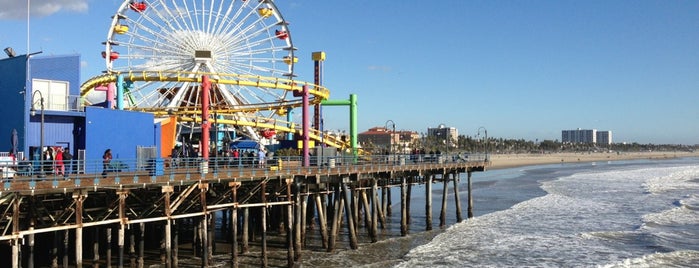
[102, 0, 297, 139]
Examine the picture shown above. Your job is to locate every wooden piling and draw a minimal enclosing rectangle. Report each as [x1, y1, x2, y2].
[52, 230, 59, 268]
[76, 191, 85, 268]
[294, 181, 302, 261]
[163, 186, 173, 268]
[328, 185, 341, 252]
[453, 172, 463, 222]
[425, 174, 433, 230]
[261, 181, 268, 267]
[242, 208, 249, 253]
[65, 229, 70, 268]
[341, 183, 359, 249]
[93, 227, 99, 268]
[314, 193, 329, 249]
[400, 177, 408, 236]
[405, 176, 415, 227]
[230, 182, 240, 268]
[173, 222, 179, 268]
[138, 223, 145, 268]
[372, 180, 386, 229]
[117, 190, 127, 268]
[12, 196, 20, 268]
[440, 172, 448, 227]
[371, 180, 380, 233]
[301, 193, 308, 246]
[106, 227, 112, 268]
[129, 224, 136, 267]
[467, 170, 474, 218]
[285, 179, 294, 268]
[360, 190, 376, 242]
[199, 182, 209, 267]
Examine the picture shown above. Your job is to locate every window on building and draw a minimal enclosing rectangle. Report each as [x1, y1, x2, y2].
[33, 79, 69, 111]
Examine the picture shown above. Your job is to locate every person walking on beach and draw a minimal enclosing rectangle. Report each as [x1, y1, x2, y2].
[102, 149, 112, 177]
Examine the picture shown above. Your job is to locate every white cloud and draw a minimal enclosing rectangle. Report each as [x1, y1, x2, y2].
[0, 0, 88, 20]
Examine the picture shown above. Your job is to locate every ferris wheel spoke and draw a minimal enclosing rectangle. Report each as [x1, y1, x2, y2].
[210, 0, 232, 36]
[144, 1, 189, 35]
[122, 19, 190, 54]
[216, 2, 262, 40]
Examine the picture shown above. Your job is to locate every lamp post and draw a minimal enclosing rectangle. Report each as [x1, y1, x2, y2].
[30, 90, 45, 176]
[385, 120, 395, 163]
[477, 127, 488, 162]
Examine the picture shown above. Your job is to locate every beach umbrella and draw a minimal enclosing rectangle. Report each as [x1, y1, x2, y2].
[10, 128, 18, 155]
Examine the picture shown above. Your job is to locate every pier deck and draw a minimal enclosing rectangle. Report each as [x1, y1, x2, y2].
[1, 155, 488, 267]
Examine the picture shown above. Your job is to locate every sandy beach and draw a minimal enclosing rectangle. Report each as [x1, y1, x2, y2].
[487, 151, 699, 170]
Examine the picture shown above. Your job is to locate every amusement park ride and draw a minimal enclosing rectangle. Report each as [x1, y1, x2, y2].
[82, 0, 358, 157]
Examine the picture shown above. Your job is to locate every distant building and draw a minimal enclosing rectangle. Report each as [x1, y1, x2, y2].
[596, 131, 612, 145]
[358, 127, 418, 153]
[427, 124, 458, 147]
[562, 129, 612, 144]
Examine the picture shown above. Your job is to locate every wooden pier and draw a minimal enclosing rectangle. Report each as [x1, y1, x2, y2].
[0, 156, 487, 267]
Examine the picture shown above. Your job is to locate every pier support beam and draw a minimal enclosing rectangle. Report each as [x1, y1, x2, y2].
[242, 208, 249, 254]
[467, 171, 474, 218]
[453, 172, 463, 222]
[400, 177, 408, 236]
[74, 190, 87, 268]
[260, 181, 268, 267]
[341, 182, 358, 249]
[285, 179, 294, 267]
[294, 180, 302, 261]
[117, 190, 128, 268]
[314, 193, 329, 249]
[425, 174, 433, 230]
[230, 182, 240, 268]
[163, 186, 173, 268]
[199, 182, 209, 267]
[12, 195, 20, 268]
[440, 172, 448, 227]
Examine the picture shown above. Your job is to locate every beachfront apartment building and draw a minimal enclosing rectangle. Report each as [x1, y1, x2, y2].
[428, 124, 458, 147]
[596, 131, 613, 145]
[562, 129, 613, 144]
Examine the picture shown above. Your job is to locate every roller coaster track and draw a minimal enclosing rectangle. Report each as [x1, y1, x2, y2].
[176, 114, 365, 154]
[79, 71, 330, 101]
[80, 71, 365, 154]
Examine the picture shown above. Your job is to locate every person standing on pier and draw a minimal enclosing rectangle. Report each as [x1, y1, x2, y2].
[102, 149, 112, 177]
[55, 147, 65, 176]
[62, 148, 72, 177]
[258, 149, 266, 168]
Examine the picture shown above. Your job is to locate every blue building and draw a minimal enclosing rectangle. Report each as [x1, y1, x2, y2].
[0, 53, 161, 174]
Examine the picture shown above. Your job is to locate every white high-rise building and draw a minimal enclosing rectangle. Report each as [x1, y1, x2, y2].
[596, 131, 612, 145]
[562, 129, 613, 144]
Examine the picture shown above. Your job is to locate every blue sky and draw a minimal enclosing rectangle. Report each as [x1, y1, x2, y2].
[1, 0, 697, 144]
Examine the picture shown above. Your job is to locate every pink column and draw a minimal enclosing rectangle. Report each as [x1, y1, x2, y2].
[302, 85, 310, 167]
[201, 76, 210, 160]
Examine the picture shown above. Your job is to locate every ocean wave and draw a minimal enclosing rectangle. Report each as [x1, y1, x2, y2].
[642, 166, 699, 194]
[600, 250, 699, 268]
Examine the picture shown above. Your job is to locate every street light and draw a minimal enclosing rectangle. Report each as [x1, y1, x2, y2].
[30, 90, 45, 176]
[385, 120, 395, 163]
[477, 126, 488, 162]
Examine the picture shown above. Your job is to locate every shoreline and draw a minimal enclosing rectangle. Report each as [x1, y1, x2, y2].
[487, 151, 699, 170]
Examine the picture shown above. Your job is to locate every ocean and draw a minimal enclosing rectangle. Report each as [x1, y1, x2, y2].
[394, 157, 699, 267]
[300, 157, 699, 267]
